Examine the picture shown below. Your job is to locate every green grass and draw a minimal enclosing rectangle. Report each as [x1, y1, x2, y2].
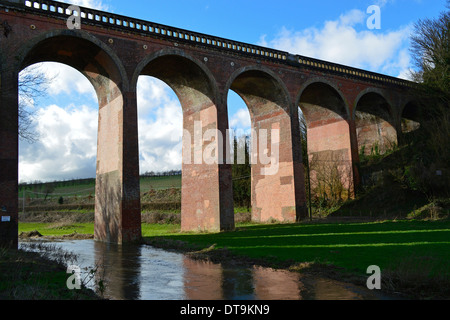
[20, 223, 94, 236]
[140, 175, 181, 191]
[20, 175, 182, 199]
[141, 223, 181, 237]
[151, 220, 450, 275]
[0, 245, 99, 300]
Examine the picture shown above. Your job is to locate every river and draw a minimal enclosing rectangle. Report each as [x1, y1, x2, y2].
[20, 239, 390, 300]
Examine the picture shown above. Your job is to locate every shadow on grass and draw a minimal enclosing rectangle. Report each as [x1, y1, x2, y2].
[145, 219, 450, 283]
[144, 219, 450, 299]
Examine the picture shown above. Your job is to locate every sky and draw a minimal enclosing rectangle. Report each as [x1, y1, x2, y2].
[18, 0, 448, 183]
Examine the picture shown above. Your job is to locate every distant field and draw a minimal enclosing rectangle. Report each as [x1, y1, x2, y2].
[19, 175, 182, 200]
[140, 175, 181, 191]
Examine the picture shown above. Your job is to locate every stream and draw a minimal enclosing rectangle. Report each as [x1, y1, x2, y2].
[20, 239, 391, 300]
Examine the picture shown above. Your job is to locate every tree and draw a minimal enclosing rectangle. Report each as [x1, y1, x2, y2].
[299, 111, 312, 219]
[18, 64, 53, 143]
[406, 1, 450, 198]
[231, 134, 251, 209]
[410, 1, 450, 107]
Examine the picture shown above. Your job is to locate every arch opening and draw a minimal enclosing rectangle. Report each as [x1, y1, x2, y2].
[401, 101, 421, 134]
[227, 90, 252, 217]
[137, 53, 234, 232]
[229, 69, 307, 223]
[355, 92, 398, 156]
[298, 82, 354, 203]
[14, 34, 141, 245]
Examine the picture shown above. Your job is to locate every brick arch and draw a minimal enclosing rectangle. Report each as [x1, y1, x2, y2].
[133, 49, 234, 233]
[296, 78, 351, 121]
[400, 99, 422, 122]
[399, 99, 422, 141]
[15, 30, 141, 244]
[354, 88, 398, 155]
[131, 48, 219, 103]
[16, 29, 128, 92]
[353, 88, 395, 123]
[297, 79, 355, 200]
[225, 65, 292, 116]
[296, 79, 350, 124]
[226, 65, 308, 223]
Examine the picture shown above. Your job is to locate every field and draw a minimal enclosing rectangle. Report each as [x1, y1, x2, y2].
[19, 175, 182, 212]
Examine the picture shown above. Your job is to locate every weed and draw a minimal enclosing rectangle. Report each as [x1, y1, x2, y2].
[383, 254, 450, 299]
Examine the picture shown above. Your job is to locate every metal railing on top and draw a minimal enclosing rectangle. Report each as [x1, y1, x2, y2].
[1, 0, 413, 87]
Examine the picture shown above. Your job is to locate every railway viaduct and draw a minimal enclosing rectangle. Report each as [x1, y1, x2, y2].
[0, 0, 417, 247]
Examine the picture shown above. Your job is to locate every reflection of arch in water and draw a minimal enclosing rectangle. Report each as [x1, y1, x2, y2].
[94, 241, 142, 300]
[182, 257, 303, 300]
[252, 266, 302, 300]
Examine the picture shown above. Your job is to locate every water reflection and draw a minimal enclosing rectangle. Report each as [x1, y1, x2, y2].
[20, 240, 386, 300]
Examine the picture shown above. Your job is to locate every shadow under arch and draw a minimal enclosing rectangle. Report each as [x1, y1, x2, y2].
[354, 89, 398, 156]
[133, 49, 234, 233]
[17, 29, 128, 92]
[226, 65, 292, 116]
[297, 80, 355, 201]
[399, 99, 422, 145]
[16, 30, 141, 244]
[226, 65, 308, 223]
[296, 78, 351, 121]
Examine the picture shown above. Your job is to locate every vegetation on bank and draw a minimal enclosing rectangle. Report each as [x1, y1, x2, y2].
[0, 244, 100, 300]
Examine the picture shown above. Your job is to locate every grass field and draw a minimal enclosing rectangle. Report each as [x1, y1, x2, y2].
[19, 175, 182, 200]
[146, 220, 450, 273]
[19, 219, 450, 274]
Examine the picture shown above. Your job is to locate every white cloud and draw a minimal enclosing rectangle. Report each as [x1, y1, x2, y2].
[19, 72, 188, 182]
[259, 9, 413, 78]
[66, 0, 109, 11]
[39, 62, 97, 101]
[137, 77, 184, 174]
[137, 76, 174, 117]
[229, 108, 251, 131]
[19, 104, 98, 182]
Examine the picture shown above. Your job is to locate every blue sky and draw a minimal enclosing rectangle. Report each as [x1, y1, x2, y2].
[18, 0, 448, 182]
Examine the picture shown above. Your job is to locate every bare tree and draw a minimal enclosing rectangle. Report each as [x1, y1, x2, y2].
[410, 1, 449, 105]
[309, 151, 353, 207]
[18, 64, 54, 143]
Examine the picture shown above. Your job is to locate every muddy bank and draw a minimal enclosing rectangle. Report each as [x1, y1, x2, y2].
[19, 230, 94, 241]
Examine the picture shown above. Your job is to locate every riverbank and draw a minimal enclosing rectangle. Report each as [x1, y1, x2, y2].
[0, 245, 100, 300]
[17, 216, 450, 300]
